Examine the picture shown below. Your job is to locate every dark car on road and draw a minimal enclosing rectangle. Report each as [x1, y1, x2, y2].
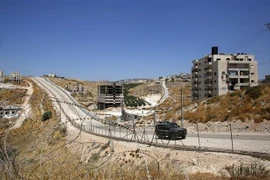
[155, 121, 187, 139]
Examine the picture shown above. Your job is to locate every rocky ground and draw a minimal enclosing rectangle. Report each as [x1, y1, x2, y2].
[67, 124, 270, 178]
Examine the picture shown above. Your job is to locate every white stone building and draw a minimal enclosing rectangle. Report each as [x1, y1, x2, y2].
[10, 71, 22, 82]
[191, 47, 258, 101]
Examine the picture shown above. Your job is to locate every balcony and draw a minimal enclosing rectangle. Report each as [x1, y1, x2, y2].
[205, 75, 212, 79]
[239, 75, 249, 78]
[204, 68, 212, 72]
[204, 79, 212, 84]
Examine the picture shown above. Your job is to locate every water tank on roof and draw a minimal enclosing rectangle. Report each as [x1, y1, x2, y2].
[212, 46, 218, 55]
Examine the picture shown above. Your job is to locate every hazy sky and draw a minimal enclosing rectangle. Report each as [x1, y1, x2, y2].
[1, 0, 269, 81]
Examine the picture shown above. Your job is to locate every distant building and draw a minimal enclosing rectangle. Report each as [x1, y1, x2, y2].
[0, 71, 4, 82]
[265, 75, 270, 84]
[47, 73, 57, 78]
[0, 105, 21, 118]
[191, 46, 258, 101]
[10, 71, 22, 82]
[97, 83, 123, 110]
[71, 84, 87, 94]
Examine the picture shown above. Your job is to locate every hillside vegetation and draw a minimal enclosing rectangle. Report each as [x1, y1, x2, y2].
[185, 84, 270, 123]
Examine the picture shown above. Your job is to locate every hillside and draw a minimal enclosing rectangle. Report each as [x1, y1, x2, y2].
[1, 78, 270, 179]
[185, 84, 270, 123]
[47, 77, 100, 108]
[47, 77, 270, 128]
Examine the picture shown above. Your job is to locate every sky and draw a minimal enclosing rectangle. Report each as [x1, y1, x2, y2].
[0, 0, 269, 81]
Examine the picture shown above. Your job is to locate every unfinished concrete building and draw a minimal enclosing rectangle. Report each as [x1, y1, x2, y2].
[191, 47, 258, 101]
[97, 83, 123, 110]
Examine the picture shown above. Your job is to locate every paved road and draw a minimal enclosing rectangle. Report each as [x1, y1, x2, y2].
[138, 128, 270, 141]
[32, 77, 102, 127]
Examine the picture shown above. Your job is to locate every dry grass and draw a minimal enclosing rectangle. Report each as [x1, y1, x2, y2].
[186, 84, 270, 123]
[154, 82, 192, 121]
[129, 81, 162, 97]
[0, 89, 27, 105]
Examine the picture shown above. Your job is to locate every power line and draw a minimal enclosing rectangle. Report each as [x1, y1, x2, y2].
[225, 23, 270, 53]
[225, 29, 268, 52]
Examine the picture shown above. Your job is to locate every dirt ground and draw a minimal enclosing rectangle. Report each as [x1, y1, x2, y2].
[66, 123, 270, 177]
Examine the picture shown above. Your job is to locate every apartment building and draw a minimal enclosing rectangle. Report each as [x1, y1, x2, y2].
[265, 75, 270, 84]
[71, 84, 87, 94]
[191, 47, 258, 101]
[0, 71, 4, 82]
[10, 71, 22, 82]
[97, 83, 123, 110]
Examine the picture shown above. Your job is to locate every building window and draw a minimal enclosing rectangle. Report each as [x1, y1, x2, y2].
[226, 58, 230, 61]
[251, 72, 254, 75]
[222, 71, 226, 75]
[251, 80, 254, 83]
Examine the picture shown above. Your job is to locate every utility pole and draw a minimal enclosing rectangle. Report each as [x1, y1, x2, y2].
[267, 23, 270, 77]
[181, 84, 184, 128]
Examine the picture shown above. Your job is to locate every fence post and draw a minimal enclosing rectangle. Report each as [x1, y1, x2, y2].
[229, 121, 234, 152]
[113, 124, 115, 137]
[196, 122, 201, 149]
[119, 126, 121, 138]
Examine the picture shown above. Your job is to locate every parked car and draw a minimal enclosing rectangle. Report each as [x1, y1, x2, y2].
[155, 121, 187, 139]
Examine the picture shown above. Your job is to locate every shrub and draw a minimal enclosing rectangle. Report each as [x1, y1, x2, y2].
[245, 86, 262, 99]
[226, 163, 270, 179]
[42, 111, 52, 121]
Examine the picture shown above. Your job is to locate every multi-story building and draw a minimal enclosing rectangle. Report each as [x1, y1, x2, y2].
[265, 75, 270, 84]
[97, 83, 123, 110]
[71, 84, 87, 94]
[10, 71, 22, 82]
[0, 71, 4, 82]
[191, 47, 258, 101]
